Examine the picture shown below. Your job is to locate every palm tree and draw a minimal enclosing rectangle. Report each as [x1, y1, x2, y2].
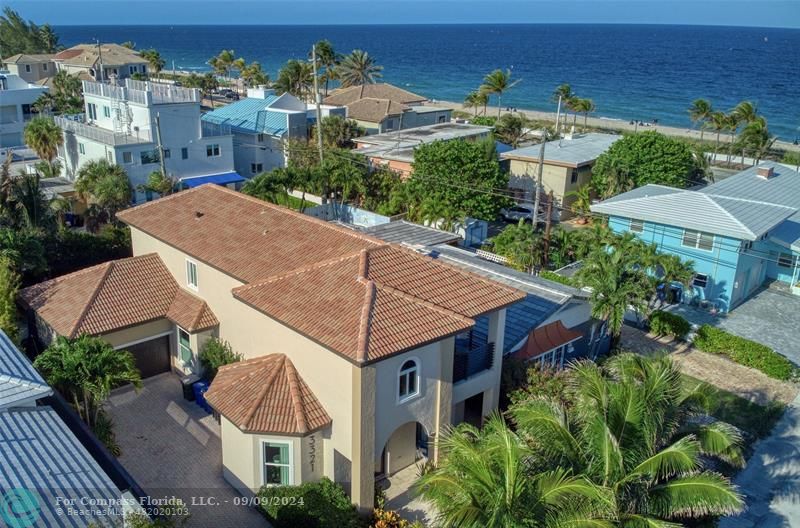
[140, 48, 165, 80]
[337, 49, 383, 88]
[707, 110, 728, 160]
[312, 40, 339, 96]
[34, 334, 142, 427]
[416, 415, 613, 528]
[23, 116, 63, 174]
[274, 59, 314, 100]
[688, 98, 713, 141]
[240, 61, 269, 88]
[480, 69, 521, 117]
[208, 49, 236, 82]
[575, 98, 596, 131]
[463, 90, 488, 117]
[565, 184, 592, 223]
[732, 100, 759, 125]
[11, 170, 53, 229]
[739, 116, 775, 165]
[512, 354, 744, 527]
[317, 115, 365, 148]
[38, 23, 60, 52]
[552, 84, 573, 134]
[494, 113, 532, 148]
[75, 159, 132, 221]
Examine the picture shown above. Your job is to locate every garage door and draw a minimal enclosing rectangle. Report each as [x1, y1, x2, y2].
[124, 336, 171, 378]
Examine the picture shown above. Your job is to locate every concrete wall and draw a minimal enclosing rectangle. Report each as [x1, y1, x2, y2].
[231, 132, 286, 178]
[0, 80, 48, 147]
[102, 318, 174, 349]
[130, 228, 357, 493]
[6, 61, 53, 83]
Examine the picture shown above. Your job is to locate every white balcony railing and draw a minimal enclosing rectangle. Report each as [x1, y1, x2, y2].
[82, 79, 200, 106]
[55, 115, 153, 146]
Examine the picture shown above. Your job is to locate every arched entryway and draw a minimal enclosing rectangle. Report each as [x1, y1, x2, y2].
[376, 422, 429, 478]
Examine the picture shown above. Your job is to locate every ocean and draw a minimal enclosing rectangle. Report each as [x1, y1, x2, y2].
[55, 24, 800, 140]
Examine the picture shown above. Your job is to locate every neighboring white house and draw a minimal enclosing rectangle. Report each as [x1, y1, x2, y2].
[200, 87, 344, 177]
[56, 78, 236, 202]
[0, 72, 48, 148]
[1, 53, 56, 83]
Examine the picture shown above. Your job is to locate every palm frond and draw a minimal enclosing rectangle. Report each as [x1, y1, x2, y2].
[646, 472, 744, 518]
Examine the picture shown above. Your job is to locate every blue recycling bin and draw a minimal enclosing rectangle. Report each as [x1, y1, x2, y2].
[192, 380, 212, 413]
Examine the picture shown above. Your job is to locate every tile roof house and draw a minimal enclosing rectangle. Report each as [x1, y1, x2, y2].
[21, 184, 525, 511]
[323, 83, 452, 134]
[53, 43, 148, 81]
[1, 53, 55, 83]
[591, 161, 800, 311]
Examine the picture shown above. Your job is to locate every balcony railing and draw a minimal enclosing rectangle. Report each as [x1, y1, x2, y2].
[453, 342, 495, 384]
[55, 115, 152, 146]
[82, 79, 200, 106]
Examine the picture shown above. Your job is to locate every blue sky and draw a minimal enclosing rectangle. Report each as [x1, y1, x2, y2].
[7, 0, 800, 28]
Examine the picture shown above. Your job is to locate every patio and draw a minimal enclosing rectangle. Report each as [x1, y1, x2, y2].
[106, 373, 270, 528]
[666, 286, 800, 364]
[379, 461, 436, 525]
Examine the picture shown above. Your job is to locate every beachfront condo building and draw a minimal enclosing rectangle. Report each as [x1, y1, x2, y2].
[55, 78, 238, 202]
[591, 162, 800, 312]
[0, 72, 49, 148]
[323, 83, 452, 134]
[19, 184, 528, 510]
[502, 132, 620, 221]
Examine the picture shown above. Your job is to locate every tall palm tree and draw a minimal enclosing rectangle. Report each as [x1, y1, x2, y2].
[337, 49, 383, 88]
[240, 61, 269, 88]
[75, 159, 132, 221]
[494, 113, 532, 148]
[274, 59, 314, 100]
[739, 116, 775, 165]
[565, 184, 592, 222]
[688, 98, 713, 141]
[140, 48, 165, 80]
[512, 354, 744, 527]
[707, 110, 728, 160]
[574, 98, 596, 131]
[416, 415, 613, 528]
[732, 100, 759, 125]
[312, 40, 339, 96]
[480, 69, 521, 117]
[552, 84, 573, 134]
[23, 116, 63, 173]
[11, 170, 53, 229]
[208, 49, 236, 82]
[463, 90, 488, 117]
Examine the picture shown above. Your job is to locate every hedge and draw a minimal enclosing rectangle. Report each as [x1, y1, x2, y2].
[539, 270, 575, 287]
[693, 325, 796, 381]
[257, 478, 364, 528]
[648, 311, 690, 340]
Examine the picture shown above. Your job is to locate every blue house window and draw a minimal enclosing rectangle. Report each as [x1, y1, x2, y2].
[778, 253, 795, 268]
[682, 229, 714, 251]
[629, 219, 644, 233]
[693, 274, 709, 288]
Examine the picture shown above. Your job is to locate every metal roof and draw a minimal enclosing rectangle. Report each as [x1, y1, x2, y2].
[201, 96, 290, 135]
[179, 171, 246, 188]
[0, 330, 51, 408]
[700, 162, 800, 250]
[427, 244, 579, 352]
[355, 122, 491, 152]
[500, 133, 620, 167]
[0, 407, 124, 527]
[363, 220, 461, 246]
[591, 184, 797, 241]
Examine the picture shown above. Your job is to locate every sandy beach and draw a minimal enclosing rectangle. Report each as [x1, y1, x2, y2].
[430, 100, 800, 153]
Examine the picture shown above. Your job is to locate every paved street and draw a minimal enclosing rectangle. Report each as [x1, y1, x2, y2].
[107, 373, 270, 528]
[721, 394, 800, 528]
[667, 287, 800, 364]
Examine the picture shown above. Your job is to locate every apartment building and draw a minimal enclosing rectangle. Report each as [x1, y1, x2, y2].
[0, 72, 48, 148]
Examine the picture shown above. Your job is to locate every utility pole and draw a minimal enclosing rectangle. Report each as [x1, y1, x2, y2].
[543, 191, 554, 269]
[554, 95, 562, 138]
[155, 113, 168, 179]
[531, 128, 547, 232]
[95, 38, 104, 82]
[311, 44, 324, 165]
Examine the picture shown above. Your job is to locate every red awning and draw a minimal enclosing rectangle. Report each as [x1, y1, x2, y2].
[515, 321, 583, 361]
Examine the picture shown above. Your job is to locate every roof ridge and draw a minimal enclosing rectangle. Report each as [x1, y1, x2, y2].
[356, 279, 376, 363]
[243, 356, 284, 430]
[706, 193, 797, 210]
[233, 251, 366, 293]
[282, 357, 309, 433]
[375, 281, 475, 325]
[701, 193, 755, 238]
[70, 261, 114, 337]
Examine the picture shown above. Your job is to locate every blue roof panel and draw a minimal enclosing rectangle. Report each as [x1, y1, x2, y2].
[181, 171, 245, 188]
[201, 96, 289, 135]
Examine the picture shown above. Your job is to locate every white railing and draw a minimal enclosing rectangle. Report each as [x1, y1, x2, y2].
[82, 79, 200, 106]
[55, 115, 152, 146]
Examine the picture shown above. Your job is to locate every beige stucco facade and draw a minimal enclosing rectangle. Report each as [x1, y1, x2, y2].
[507, 158, 594, 220]
[126, 226, 509, 510]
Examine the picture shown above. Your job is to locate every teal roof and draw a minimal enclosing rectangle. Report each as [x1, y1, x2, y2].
[202, 96, 290, 136]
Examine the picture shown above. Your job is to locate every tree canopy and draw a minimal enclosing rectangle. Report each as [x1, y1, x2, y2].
[592, 131, 699, 198]
[0, 8, 60, 56]
[407, 139, 510, 224]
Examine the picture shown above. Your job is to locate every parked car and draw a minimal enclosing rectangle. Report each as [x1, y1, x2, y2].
[500, 204, 537, 223]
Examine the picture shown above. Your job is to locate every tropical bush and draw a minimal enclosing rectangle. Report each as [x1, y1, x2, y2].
[538, 270, 574, 287]
[370, 509, 410, 528]
[0, 257, 20, 342]
[648, 310, 691, 340]
[199, 338, 242, 381]
[693, 325, 795, 380]
[257, 478, 363, 528]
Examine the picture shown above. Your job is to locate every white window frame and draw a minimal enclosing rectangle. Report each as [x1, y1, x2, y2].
[251, 163, 263, 174]
[261, 439, 294, 487]
[177, 326, 192, 364]
[681, 229, 714, 251]
[87, 103, 97, 121]
[629, 219, 644, 233]
[185, 259, 198, 291]
[78, 143, 85, 155]
[397, 357, 421, 404]
[206, 144, 221, 158]
[103, 106, 111, 118]
[693, 273, 709, 288]
[778, 253, 795, 269]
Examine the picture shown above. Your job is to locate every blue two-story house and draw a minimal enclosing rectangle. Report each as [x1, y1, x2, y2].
[591, 162, 800, 312]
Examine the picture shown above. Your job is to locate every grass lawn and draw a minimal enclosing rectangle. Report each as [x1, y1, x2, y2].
[274, 195, 312, 211]
[681, 374, 786, 442]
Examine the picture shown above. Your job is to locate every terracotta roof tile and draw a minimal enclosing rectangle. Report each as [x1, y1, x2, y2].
[345, 98, 410, 123]
[19, 254, 218, 337]
[205, 354, 331, 435]
[515, 321, 583, 361]
[323, 83, 428, 106]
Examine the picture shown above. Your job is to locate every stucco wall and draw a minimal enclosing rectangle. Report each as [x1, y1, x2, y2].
[102, 318, 174, 348]
[130, 228, 356, 489]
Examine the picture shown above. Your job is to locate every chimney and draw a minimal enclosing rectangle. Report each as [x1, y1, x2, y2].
[757, 165, 775, 179]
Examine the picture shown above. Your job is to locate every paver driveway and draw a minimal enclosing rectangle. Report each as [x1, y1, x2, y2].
[107, 373, 270, 528]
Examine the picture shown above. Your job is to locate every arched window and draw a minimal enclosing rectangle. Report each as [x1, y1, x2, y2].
[398, 358, 420, 402]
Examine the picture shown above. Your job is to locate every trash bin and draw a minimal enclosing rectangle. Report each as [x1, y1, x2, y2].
[192, 380, 212, 413]
[181, 374, 201, 401]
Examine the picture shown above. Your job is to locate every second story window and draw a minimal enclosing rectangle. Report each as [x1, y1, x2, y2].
[103, 106, 111, 118]
[78, 143, 85, 155]
[25, 64, 31, 73]
[398, 358, 420, 403]
[251, 163, 263, 174]
[141, 150, 160, 165]
[681, 229, 714, 251]
[87, 103, 97, 121]
[206, 144, 220, 157]
[164, 149, 171, 159]
[122, 151, 132, 164]
[181, 147, 189, 160]
[186, 259, 198, 290]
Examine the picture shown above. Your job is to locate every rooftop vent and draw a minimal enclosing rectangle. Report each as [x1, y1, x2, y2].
[757, 165, 775, 179]
[194, 211, 204, 219]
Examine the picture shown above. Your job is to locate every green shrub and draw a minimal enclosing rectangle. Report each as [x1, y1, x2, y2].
[693, 325, 796, 381]
[199, 338, 242, 381]
[257, 478, 363, 528]
[648, 310, 690, 340]
[539, 270, 575, 287]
